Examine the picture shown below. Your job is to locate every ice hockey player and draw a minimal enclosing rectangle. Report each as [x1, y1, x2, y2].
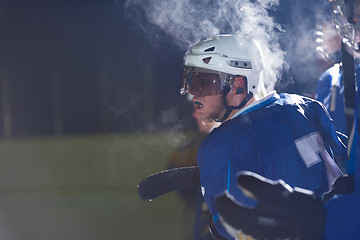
[315, 0, 360, 176]
[180, 34, 347, 239]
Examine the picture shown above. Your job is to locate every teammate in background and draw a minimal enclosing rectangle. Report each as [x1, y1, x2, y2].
[168, 103, 219, 240]
[313, 17, 352, 136]
[315, 0, 360, 174]
[179, 34, 347, 239]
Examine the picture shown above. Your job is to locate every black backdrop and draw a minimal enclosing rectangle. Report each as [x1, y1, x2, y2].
[0, 0, 331, 137]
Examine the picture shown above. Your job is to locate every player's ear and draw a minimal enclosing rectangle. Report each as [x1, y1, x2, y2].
[231, 76, 246, 94]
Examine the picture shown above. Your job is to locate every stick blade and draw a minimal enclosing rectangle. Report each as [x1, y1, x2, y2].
[137, 166, 200, 201]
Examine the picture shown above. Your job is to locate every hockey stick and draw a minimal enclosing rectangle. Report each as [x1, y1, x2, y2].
[137, 166, 201, 201]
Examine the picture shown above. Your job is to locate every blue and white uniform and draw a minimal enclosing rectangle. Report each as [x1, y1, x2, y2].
[197, 92, 346, 239]
[323, 105, 360, 240]
[315, 63, 347, 135]
[316, 63, 360, 240]
[315, 64, 360, 175]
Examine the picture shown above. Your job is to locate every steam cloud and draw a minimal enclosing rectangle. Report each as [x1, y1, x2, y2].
[279, 0, 332, 95]
[120, 0, 286, 93]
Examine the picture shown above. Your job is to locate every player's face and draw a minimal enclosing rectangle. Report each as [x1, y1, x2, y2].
[193, 107, 221, 133]
[192, 93, 226, 123]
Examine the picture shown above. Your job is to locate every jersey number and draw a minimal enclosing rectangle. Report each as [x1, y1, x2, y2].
[294, 132, 326, 168]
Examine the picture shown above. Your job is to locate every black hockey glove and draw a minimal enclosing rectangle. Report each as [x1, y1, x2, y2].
[322, 175, 355, 202]
[215, 171, 327, 240]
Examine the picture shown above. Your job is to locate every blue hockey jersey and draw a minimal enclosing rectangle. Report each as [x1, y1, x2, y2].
[197, 92, 346, 239]
[315, 63, 347, 135]
[315, 63, 360, 239]
[315, 64, 360, 175]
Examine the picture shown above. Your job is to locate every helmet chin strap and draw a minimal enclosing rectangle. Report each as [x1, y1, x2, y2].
[215, 86, 254, 122]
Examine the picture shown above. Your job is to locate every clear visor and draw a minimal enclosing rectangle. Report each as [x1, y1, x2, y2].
[332, 0, 360, 51]
[180, 67, 233, 97]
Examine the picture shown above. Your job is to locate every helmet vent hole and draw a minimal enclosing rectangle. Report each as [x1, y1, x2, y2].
[202, 57, 212, 64]
[204, 47, 215, 52]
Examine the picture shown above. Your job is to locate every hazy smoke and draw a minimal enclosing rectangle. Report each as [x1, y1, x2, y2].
[279, 0, 333, 94]
[120, 0, 286, 92]
[145, 108, 187, 145]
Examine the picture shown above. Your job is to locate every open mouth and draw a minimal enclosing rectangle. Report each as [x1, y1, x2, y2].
[194, 101, 203, 111]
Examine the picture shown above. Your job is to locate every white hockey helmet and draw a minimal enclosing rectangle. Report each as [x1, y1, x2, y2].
[180, 34, 264, 97]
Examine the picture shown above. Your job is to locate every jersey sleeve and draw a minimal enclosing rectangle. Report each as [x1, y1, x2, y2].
[197, 125, 257, 209]
[305, 98, 348, 169]
[197, 127, 257, 240]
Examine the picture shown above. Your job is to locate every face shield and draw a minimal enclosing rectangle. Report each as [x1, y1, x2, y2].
[180, 66, 234, 97]
[314, 23, 342, 63]
[332, 0, 360, 51]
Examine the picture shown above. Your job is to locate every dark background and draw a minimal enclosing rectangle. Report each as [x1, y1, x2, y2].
[0, 0, 331, 138]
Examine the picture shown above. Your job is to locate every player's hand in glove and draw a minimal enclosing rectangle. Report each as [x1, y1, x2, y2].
[215, 171, 327, 240]
[322, 175, 355, 202]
